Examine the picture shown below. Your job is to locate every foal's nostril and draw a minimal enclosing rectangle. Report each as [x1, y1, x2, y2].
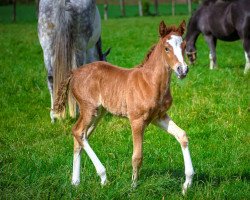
[177, 66, 183, 74]
[186, 67, 189, 74]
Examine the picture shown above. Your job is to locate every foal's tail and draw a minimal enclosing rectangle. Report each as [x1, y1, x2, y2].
[53, 0, 76, 119]
[53, 73, 73, 118]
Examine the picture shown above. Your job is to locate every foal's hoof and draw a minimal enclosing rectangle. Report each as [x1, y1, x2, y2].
[72, 180, 80, 186]
[101, 179, 108, 186]
[182, 179, 192, 195]
[100, 173, 108, 186]
[131, 181, 137, 189]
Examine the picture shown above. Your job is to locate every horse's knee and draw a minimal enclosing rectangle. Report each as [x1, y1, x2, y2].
[72, 124, 84, 146]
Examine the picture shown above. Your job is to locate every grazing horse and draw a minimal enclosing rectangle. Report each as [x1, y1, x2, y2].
[38, 0, 109, 123]
[54, 21, 194, 194]
[185, 0, 250, 73]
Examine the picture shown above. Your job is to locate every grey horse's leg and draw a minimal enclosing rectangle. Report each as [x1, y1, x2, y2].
[204, 35, 217, 69]
[42, 49, 55, 123]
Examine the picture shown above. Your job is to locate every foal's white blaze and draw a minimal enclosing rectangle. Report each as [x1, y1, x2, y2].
[167, 35, 188, 73]
[83, 140, 107, 185]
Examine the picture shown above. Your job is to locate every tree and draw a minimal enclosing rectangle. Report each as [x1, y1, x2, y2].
[13, 0, 16, 22]
[154, 0, 158, 16]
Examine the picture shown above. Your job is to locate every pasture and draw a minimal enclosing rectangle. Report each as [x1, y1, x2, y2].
[0, 10, 249, 200]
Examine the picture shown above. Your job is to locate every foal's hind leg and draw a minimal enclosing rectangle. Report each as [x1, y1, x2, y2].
[153, 114, 194, 195]
[72, 105, 107, 186]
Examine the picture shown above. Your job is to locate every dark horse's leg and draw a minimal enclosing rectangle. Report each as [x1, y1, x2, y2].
[204, 35, 217, 69]
[243, 38, 250, 74]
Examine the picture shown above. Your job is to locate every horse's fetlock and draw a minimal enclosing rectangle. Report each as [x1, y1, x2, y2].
[177, 131, 188, 148]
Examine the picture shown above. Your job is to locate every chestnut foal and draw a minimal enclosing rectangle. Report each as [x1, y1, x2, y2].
[54, 20, 194, 194]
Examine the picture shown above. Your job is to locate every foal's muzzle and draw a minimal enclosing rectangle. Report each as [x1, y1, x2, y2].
[176, 65, 189, 79]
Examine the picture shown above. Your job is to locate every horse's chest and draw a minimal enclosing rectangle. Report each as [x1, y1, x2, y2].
[158, 92, 172, 113]
[147, 91, 172, 121]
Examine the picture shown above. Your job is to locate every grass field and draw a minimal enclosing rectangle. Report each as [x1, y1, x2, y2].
[0, 6, 250, 200]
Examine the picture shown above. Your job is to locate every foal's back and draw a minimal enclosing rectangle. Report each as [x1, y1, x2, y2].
[71, 61, 136, 117]
[70, 61, 161, 119]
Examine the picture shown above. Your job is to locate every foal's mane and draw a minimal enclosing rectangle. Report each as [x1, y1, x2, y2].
[137, 44, 156, 68]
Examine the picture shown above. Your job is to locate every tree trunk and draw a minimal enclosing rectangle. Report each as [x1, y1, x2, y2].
[154, 0, 158, 16]
[36, 0, 40, 18]
[138, 0, 143, 16]
[172, 0, 175, 16]
[187, 0, 192, 15]
[13, 0, 16, 22]
[104, 0, 108, 20]
[120, 0, 126, 17]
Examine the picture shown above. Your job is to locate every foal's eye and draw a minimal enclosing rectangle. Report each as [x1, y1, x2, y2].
[165, 47, 170, 52]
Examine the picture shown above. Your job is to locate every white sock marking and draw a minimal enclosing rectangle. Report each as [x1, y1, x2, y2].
[244, 52, 250, 74]
[209, 53, 215, 69]
[72, 151, 81, 185]
[181, 146, 194, 195]
[83, 140, 107, 185]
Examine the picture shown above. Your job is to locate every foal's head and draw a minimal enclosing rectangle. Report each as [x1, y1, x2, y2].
[159, 20, 188, 79]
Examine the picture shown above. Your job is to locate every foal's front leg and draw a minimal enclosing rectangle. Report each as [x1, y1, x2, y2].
[130, 118, 145, 188]
[154, 115, 194, 195]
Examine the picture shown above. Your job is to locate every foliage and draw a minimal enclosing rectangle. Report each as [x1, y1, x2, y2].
[142, 0, 151, 16]
[0, 9, 249, 200]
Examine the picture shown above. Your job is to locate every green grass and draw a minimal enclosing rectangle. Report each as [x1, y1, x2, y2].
[0, 13, 250, 200]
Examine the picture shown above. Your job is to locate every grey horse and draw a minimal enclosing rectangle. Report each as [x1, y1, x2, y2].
[38, 0, 110, 122]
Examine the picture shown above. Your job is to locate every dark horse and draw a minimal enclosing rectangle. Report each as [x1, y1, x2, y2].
[185, 0, 250, 73]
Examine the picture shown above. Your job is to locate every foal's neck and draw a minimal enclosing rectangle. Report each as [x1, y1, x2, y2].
[142, 43, 172, 89]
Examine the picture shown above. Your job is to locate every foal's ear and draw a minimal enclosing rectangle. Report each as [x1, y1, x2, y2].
[159, 21, 167, 37]
[178, 20, 186, 35]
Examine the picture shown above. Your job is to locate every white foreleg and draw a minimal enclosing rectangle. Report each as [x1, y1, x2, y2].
[83, 139, 107, 185]
[154, 115, 194, 195]
[244, 52, 250, 74]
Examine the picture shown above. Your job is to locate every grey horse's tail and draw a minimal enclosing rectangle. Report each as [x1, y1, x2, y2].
[53, 0, 76, 119]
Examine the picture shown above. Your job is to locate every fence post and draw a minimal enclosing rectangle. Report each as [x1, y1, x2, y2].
[104, 0, 108, 20]
[187, 0, 192, 15]
[172, 0, 175, 16]
[120, 0, 126, 17]
[138, 0, 143, 16]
